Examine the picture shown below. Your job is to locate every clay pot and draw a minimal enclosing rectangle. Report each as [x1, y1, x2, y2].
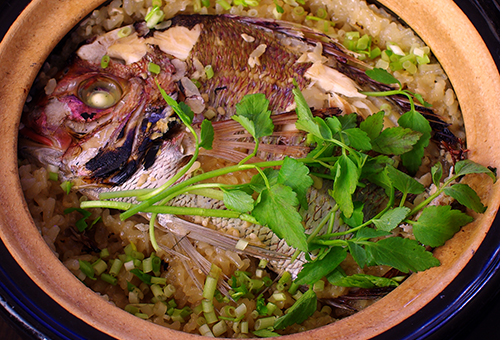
[0, 0, 498, 339]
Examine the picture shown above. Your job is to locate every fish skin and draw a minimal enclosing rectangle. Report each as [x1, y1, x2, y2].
[19, 14, 441, 276]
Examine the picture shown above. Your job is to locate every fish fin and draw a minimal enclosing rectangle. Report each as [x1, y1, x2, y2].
[172, 235, 232, 295]
[156, 214, 289, 262]
[200, 111, 311, 163]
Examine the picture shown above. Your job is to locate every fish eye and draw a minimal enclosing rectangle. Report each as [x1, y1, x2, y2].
[78, 76, 123, 109]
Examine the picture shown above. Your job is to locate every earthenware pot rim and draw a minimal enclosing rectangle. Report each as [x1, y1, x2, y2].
[0, 0, 498, 339]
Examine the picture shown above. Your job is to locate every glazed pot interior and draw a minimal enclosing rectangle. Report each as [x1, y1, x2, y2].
[0, 0, 499, 339]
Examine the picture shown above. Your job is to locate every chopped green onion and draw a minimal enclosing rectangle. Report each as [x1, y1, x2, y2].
[316, 7, 327, 19]
[60, 181, 73, 194]
[241, 321, 249, 333]
[202, 299, 214, 313]
[209, 264, 222, 279]
[151, 276, 166, 285]
[320, 305, 332, 314]
[356, 34, 371, 50]
[204, 65, 214, 80]
[220, 305, 236, 317]
[417, 54, 430, 65]
[258, 259, 268, 269]
[48, 172, 58, 181]
[118, 26, 132, 38]
[313, 279, 325, 292]
[271, 292, 286, 301]
[262, 276, 273, 287]
[388, 44, 405, 56]
[293, 6, 305, 16]
[370, 47, 381, 59]
[278, 271, 291, 285]
[193, 303, 203, 315]
[254, 316, 276, 330]
[109, 258, 123, 277]
[152, 0, 163, 6]
[235, 303, 247, 318]
[216, 0, 231, 10]
[100, 248, 110, 259]
[191, 79, 202, 88]
[135, 313, 149, 319]
[292, 290, 303, 300]
[201, 0, 210, 7]
[142, 257, 153, 273]
[167, 299, 177, 308]
[151, 255, 161, 275]
[204, 311, 218, 324]
[235, 238, 249, 250]
[101, 273, 118, 285]
[92, 258, 108, 276]
[125, 304, 140, 314]
[131, 268, 152, 285]
[266, 302, 277, 316]
[203, 277, 218, 300]
[197, 316, 207, 326]
[164, 284, 176, 297]
[212, 320, 228, 337]
[151, 284, 164, 298]
[148, 62, 161, 75]
[145, 6, 165, 29]
[79, 260, 96, 280]
[199, 323, 214, 337]
[100, 55, 110, 69]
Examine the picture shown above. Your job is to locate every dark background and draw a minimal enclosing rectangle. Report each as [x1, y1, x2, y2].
[0, 0, 499, 339]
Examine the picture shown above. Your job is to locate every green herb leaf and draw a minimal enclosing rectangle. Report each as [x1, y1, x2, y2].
[234, 93, 274, 139]
[252, 184, 308, 251]
[294, 246, 347, 286]
[326, 266, 346, 285]
[373, 207, 410, 232]
[179, 101, 194, 125]
[431, 162, 443, 187]
[249, 168, 279, 193]
[386, 165, 425, 195]
[274, 287, 317, 330]
[347, 241, 367, 268]
[199, 119, 214, 150]
[413, 205, 474, 247]
[278, 157, 313, 209]
[355, 227, 391, 240]
[338, 113, 358, 130]
[360, 110, 384, 140]
[223, 189, 255, 213]
[365, 237, 440, 272]
[365, 68, 401, 86]
[293, 86, 313, 121]
[371, 127, 421, 155]
[443, 183, 487, 213]
[341, 201, 364, 228]
[332, 154, 360, 217]
[326, 116, 342, 134]
[328, 273, 399, 289]
[398, 109, 432, 174]
[342, 128, 372, 151]
[455, 160, 497, 183]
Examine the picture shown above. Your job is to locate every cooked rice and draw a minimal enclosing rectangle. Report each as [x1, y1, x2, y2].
[20, 0, 462, 337]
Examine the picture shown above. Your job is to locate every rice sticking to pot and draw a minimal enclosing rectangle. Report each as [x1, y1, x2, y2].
[18, 0, 496, 338]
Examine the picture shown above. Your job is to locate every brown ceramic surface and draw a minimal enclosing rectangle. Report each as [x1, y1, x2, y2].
[0, 0, 499, 339]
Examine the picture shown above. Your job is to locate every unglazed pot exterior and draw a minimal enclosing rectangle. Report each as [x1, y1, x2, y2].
[0, 0, 498, 339]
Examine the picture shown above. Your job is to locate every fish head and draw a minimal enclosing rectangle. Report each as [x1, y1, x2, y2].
[20, 46, 188, 188]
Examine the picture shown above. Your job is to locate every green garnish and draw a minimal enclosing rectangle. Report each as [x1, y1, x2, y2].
[100, 55, 110, 69]
[73, 70, 495, 330]
[148, 62, 161, 74]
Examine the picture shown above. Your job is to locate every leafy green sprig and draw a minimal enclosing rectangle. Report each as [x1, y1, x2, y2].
[78, 75, 496, 330]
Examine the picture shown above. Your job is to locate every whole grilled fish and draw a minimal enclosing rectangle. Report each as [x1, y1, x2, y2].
[19, 14, 448, 276]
